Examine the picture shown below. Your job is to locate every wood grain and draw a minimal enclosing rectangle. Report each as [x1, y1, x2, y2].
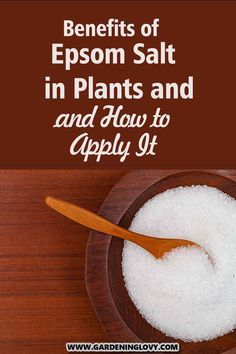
[0, 170, 126, 354]
[87, 170, 236, 354]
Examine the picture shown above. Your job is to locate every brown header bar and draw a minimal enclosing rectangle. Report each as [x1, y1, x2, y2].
[0, 1, 235, 168]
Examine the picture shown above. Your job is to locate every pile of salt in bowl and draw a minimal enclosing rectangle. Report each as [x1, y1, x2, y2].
[122, 185, 236, 342]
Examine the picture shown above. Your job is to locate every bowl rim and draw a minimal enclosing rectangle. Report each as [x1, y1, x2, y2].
[85, 169, 236, 352]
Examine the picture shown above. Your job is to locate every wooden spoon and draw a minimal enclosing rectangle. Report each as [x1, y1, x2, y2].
[45, 196, 198, 259]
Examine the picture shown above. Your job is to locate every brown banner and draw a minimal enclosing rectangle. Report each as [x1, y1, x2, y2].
[0, 1, 235, 168]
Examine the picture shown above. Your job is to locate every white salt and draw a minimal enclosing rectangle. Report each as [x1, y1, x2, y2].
[122, 185, 236, 342]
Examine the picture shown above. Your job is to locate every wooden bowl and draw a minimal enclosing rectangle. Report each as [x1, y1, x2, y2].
[86, 171, 236, 353]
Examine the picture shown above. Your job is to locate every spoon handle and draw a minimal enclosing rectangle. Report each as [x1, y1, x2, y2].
[45, 196, 199, 259]
[45, 196, 143, 243]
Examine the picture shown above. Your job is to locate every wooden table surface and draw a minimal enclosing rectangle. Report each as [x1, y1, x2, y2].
[0, 170, 126, 354]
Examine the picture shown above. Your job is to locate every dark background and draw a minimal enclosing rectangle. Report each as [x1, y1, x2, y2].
[1, 1, 235, 168]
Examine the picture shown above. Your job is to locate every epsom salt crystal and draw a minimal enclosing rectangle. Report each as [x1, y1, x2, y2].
[122, 186, 236, 342]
